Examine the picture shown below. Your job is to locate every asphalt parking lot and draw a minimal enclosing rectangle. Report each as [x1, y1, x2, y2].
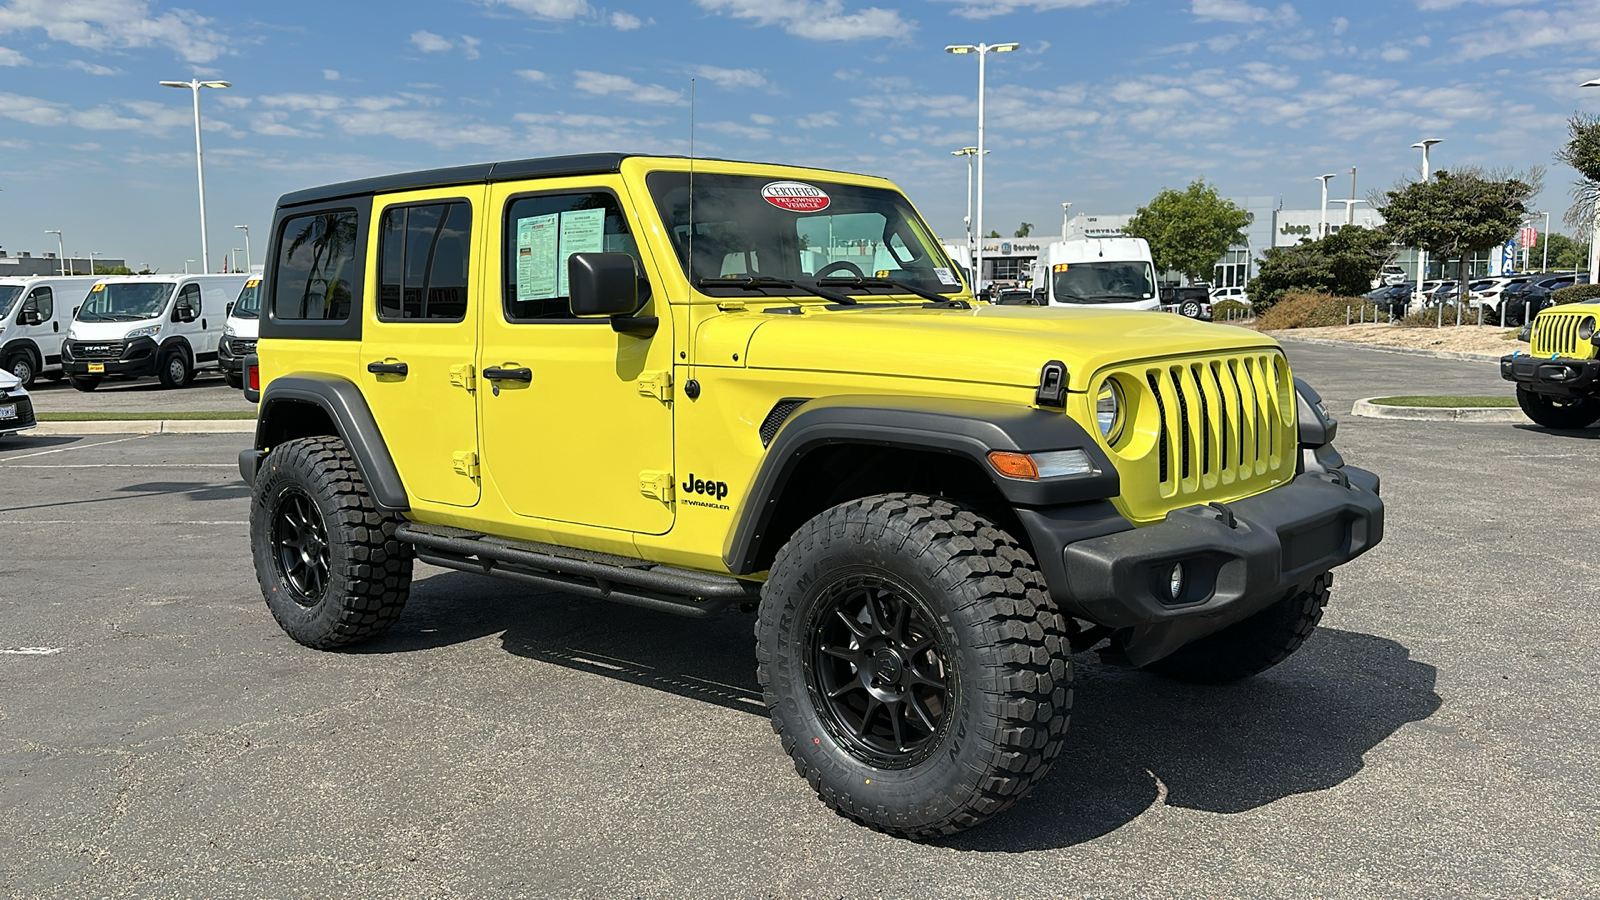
[26, 373, 246, 415]
[2, 342, 1596, 898]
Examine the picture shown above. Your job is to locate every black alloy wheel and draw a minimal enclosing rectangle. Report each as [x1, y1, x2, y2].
[806, 573, 951, 769]
[272, 488, 330, 604]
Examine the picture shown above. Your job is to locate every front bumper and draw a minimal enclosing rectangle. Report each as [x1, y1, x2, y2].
[1500, 353, 1600, 398]
[61, 337, 158, 378]
[0, 392, 35, 435]
[218, 338, 256, 375]
[1020, 467, 1383, 665]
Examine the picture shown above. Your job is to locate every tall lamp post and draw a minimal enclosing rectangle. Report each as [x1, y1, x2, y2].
[1540, 210, 1551, 272]
[89, 251, 102, 275]
[160, 77, 231, 274]
[1584, 79, 1599, 283]
[1316, 174, 1337, 238]
[951, 147, 980, 272]
[1411, 139, 1442, 286]
[233, 224, 252, 272]
[946, 41, 1018, 297]
[1060, 201, 1073, 240]
[44, 230, 65, 275]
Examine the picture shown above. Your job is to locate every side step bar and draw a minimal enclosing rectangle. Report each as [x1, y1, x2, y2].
[396, 523, 759, 619]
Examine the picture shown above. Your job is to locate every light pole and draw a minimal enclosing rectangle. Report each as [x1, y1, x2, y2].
[1316, 174, 1337, 238]
[1412, 139, 1442, 285]
[44, 230, 64, 275]
[1584, 80, 1599, 283]
[1541, 210, 1551, 271]
[89, 251, 102, 274]
[947, 41, 1019, 297]
[231, 248, 243, 272]
[1346, 166, 1357, 225]
[185, 260, 196, 274]
[234, 224, 252, 272]
[1060, 201, 1073, 240]
[161, 77, 231, 274]
[951, 147, 980, 269]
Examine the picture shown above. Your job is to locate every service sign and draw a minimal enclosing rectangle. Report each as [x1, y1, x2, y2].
[761, 181, 830, 213]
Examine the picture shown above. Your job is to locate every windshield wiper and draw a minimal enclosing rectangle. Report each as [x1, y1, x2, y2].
[696, 275, 857, 305]
[815, 275, 968, 307]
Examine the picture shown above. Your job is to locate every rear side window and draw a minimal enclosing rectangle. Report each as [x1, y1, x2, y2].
[275, 210, 359, 321]
[377, 201, 472, 322]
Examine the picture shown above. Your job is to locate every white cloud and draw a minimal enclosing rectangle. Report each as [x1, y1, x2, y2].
[256, 92, 516, 148]
[323, 69, 340, 81]
[610, 11, 643, 29]
[574, 69, 687, 105]
[0, 90, 196, 134]
[1240, 61, 1297, 91]
[461, 35, 481, 59]
[695, 65, 766, 88]
[750, 112, 775, 124]
[410, 30, 454, 52]
[706, 119, 771, 140]
[1454, 3, 1600, 59]
[483, 0, 592, 19]
[696, 0, 913, 41]
[1331, 15, 1348, 34]
[941, 0, 1114, 19]
[0, 0, 231, 63]
[516, 68, 549, 82]
[1190, 0, 1297, 25]
[0, 45, 26, 65]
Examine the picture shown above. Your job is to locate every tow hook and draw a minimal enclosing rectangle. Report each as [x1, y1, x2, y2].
[1208, 502, 1237, 529]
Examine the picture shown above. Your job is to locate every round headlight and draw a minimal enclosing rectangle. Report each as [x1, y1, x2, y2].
[1096, 379, 1124, 444]
[1580, 316, 1595, 341]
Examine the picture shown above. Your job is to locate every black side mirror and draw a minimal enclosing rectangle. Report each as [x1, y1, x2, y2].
[19, 308, 41, 326]
[176, 304, 197, 323]
[226, 302, 234, 316]
[568, 252, 657, 337]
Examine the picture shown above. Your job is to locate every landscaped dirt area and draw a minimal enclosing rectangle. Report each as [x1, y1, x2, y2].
[1263, 323, 1522, 358]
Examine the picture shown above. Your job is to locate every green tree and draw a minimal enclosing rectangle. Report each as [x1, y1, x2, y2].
[1014, 222, 1033, 238]
[1248, 226, 1394, 310]
[94, 265, 135, 275]
[1530, 232, 1591, 271]
[1555, 112, 1600, 234]
[986, 230, 1001, 238]
[1124, 180, 1249, 283]
[1379, 167, 1538, 292]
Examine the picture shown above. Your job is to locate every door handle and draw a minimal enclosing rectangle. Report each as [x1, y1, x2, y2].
[482, 365, 532, 382]
[367, 360, 409, 376]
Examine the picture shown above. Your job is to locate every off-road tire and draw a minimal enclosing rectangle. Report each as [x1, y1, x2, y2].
[157, 349, 191, 388]
[68, 375, 100, 392]
[5, 351, 36, 388]
[1142, 574, 1331, 684]
[250, 436, 412, 649]
[1516, 386, 1600, 429]
[224, 369, 243, 390]
[756, 492, 1072, 840]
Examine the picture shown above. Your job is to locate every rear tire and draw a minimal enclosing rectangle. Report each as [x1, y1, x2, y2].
[1143, 575, 1331, 684]
[68, 375, 100, 392]
[250, 436, 412, 649]
[5, 352, 37, 388]
[756, 493, 1072, 839]
[1516, 386, 1600, 429]
[157, 349, 191, 388]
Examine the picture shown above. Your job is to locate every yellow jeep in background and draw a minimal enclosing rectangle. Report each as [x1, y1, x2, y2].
[239, 153, 1384, 838]
[1501, 300, 1600, 428]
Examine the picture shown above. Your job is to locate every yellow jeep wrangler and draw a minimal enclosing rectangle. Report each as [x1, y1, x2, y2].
[239, 153, 1383, 838]
[1501, 300, 1600, 428]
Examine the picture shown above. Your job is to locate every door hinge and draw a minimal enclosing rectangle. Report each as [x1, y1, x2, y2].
[450, 363, 476, 392]
[639, 470, 674, 502]
[638, 371, 673, 402]
[453, 451, 480, 479]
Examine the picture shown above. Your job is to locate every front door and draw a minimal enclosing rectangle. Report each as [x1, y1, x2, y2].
[478, 177, 675, 534]
[359, 188, 484, 508]
[17, 286, 58, 369]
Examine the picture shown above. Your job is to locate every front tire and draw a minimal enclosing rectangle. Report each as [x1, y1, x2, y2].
[756, 493, 1072, 839]
[157, 349, 191, 388]
[1516, 386, 1600, 429]
[1142, 575, 1331, 684]
[68, 375, 100, 392]
[250, 436, 412, 649]
[5, 352, 36, 388]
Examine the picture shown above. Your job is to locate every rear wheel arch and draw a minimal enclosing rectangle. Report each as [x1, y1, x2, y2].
[254, 375, 410, 511]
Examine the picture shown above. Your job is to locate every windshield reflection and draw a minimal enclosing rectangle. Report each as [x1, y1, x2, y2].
[76, 282, 174, 322]
[1052, 262, 1155, 304]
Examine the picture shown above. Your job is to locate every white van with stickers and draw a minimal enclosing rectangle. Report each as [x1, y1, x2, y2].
[62, 273, 249, 391]
[218, 278, 261, 389]
[0, 275, 100, 387]
[1030, 238, 1160, 312]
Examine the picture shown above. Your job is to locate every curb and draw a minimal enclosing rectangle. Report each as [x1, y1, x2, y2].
[28, 419, 255, 435]
[1271, 333, 1514, 363]
[1351, 397, 1525, 423]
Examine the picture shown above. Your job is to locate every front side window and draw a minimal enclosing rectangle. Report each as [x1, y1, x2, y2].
[501, 191, 641, 322]
[646, 172, 960, 297]
[171, 284, 201, 321]
[77, 282, 175, 322]
[1051, 262, 1157, 305]
[378, 201, 472, 322]
[26, 287, 52, 321]
[275, 210, 359, 321]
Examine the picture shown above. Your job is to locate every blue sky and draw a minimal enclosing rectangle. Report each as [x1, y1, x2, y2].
[1, 0, 1597, 273]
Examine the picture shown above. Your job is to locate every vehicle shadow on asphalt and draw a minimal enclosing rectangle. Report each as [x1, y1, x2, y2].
[367, 572, 1440, 852]
[1512, 424, 1600, 440]
[0, 479, 251, 512]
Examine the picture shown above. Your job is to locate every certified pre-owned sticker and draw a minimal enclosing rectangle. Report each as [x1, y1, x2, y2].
[761, 181, 830, 213]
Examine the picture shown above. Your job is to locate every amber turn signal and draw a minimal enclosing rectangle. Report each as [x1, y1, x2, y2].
[986, 451, 1039, 480]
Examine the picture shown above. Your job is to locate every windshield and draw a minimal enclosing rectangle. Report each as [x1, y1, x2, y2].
[646, 172, 961, 298]
[76, 282, 174, 322]
[233, 280, 261, 319]
[1051, 261, 1156, 304]
[0, 286, 22, 320]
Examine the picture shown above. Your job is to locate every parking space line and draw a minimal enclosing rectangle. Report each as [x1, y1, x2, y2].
[0, 434, 151, 461]
[0, 520, 247, 525]
[0, 647, 64, 655]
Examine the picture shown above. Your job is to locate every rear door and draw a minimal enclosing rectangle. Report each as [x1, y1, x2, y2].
[358, 188, 483, 508]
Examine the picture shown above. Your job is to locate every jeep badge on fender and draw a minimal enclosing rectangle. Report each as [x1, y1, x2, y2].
[240, 152, 1383, 841]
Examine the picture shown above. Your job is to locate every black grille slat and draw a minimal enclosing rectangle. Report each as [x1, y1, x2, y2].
[1170, 366, 1192, 481]
[1147, 370, 1169, 483]
[72, 341, 125, 360]
[230, 339, 257, 355]
[759, 398, 810, 447]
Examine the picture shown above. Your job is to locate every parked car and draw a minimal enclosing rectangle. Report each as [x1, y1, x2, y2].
[1209, 286, 1248, 305]
[0, 366, 35, 436]
[1363, 284, 1412, 316]
[1159, 285, 1212, 320]
[1376, 265, 1407, 287]
[0, 275, 100, 387]
[62, 273, 249, 391]
[1494, 274, 1584, 327]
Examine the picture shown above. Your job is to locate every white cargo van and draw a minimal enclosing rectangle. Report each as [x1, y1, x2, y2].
[62, 274, 249, 391]
[218, 278, 261, 389]
[1032, 238, 1160, 311]
[0, 275, 100, 387]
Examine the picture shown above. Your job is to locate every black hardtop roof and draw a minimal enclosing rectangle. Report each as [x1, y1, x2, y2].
[274, 152, 873, 209]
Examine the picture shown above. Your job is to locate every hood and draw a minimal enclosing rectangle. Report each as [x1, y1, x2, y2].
[225, 315, 259, 338]
[740, 304, 1280, 392]
[0, 368, 19, 391]
[70, 318, 162, 341]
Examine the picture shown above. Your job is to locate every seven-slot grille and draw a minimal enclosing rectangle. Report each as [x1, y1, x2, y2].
[72, 341, 125, 360]
[1099, 351, 1295, 517]
[1530, 310, 1596, 359]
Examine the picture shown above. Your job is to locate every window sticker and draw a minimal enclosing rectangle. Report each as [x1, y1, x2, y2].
[1053, 263, 1070, 273]
[516, 213, 559, 301]
[934, 267, 958, 286]
[246, 279, 260, 288]
[556, 207, 605, 297]
[761, 181, 830, 213]
[91, 283, 105, 292]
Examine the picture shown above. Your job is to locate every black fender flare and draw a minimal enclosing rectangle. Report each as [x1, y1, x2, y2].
[243, 373, 409, 511]
[157, 336, 193, 363]
[722, 395, 1120, 574]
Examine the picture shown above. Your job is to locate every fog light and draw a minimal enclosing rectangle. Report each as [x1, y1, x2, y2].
[1169, 563, 1185, 601]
